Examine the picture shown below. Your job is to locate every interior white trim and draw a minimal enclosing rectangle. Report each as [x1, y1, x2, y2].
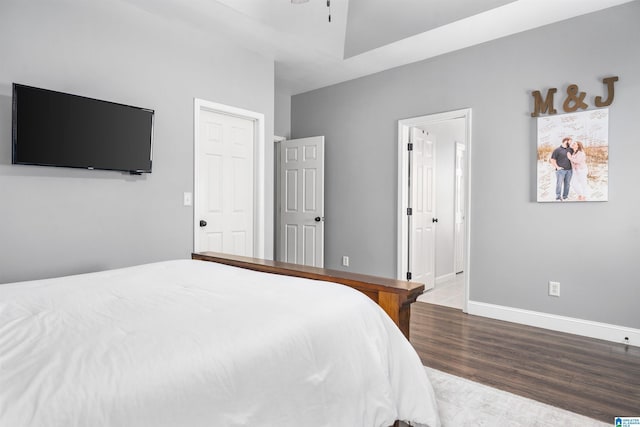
[193, 98, 265, 258]
[468, 301, 640, 346]
[397, 108, 472, 313]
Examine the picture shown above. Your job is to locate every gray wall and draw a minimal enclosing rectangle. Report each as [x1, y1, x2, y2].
[292, 2, 640, 329]
[0, 0, 274, 283]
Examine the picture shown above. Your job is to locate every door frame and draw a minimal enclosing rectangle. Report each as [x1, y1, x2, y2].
[397, 108, 472, 312]
[193, 98, 265, 258]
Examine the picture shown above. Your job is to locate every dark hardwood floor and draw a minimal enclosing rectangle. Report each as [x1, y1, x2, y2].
[410, 302, 640, 423]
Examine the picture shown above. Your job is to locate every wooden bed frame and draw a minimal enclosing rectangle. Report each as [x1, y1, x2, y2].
[192, 251, 424, 339]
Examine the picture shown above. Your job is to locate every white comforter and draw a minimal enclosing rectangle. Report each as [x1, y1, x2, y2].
[0, 259, 440, 427]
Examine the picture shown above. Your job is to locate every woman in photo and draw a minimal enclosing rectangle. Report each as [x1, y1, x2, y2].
[568, 140, 589, 201]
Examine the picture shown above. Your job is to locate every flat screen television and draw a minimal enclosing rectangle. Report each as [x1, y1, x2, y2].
[12, 83, 154, 174]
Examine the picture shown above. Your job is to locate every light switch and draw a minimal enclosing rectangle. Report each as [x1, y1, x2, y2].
[183, 192, 192, 206]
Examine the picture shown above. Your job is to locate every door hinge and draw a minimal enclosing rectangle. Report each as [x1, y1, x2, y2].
[406, 272, 412, 280]
[407, 207, 412, 216]
[407, 143, 413, 151]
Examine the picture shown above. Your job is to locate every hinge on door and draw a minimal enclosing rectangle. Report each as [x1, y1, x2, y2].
[407, 207, 412, 216]
[406, 272, 412, 280]
[407, 143, 413, 151]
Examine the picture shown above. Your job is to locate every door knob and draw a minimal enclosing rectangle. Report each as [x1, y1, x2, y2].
[432, 218, 438, 223]
[199, 220, 207, 227]
[315, 216, 321, 222]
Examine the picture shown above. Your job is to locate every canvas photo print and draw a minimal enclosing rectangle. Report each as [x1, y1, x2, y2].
[536, 109, 609, 202]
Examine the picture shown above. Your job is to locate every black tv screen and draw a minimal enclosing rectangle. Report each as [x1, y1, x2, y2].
[12, 83, 154, 174]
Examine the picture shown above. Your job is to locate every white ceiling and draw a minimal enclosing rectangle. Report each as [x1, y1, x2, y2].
[119, 0, 634, 95]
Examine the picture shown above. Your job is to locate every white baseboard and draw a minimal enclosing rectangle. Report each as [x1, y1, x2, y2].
[467, 301, 640, 347]
[435, 273, 456, 285]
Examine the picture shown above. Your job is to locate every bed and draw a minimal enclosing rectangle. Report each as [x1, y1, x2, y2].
[191, 251, 425, 340]
[0, 258, 440, 427]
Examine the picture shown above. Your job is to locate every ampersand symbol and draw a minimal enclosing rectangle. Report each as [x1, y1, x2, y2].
[563, 84, 588, 112]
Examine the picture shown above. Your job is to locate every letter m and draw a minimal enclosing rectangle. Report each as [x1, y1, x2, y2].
[531, 88, 557, 117]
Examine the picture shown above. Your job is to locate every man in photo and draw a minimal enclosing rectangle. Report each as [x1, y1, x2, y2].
[549, 137, 574, 201]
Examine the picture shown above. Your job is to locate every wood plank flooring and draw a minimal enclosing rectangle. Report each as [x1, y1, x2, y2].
[410, 302, 640, 423]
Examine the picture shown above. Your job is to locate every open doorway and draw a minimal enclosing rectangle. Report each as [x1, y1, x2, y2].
[397, 108, 471, 312]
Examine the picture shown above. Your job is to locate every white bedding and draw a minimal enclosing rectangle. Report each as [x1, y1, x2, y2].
[0, 259, 440, 427]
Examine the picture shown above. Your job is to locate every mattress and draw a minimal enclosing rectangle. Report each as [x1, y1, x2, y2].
[0, 259, 440, 427]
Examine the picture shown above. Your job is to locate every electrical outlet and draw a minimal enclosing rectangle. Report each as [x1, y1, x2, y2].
[549, 281, 560, 297]
[342, 256, 349, 267]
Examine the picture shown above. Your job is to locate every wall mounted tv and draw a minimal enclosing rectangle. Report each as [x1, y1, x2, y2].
[12, 83, 154, 174]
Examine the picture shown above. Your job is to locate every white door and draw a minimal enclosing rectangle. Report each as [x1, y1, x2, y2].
[196, 109, 254, 256]
[279, 136, 325, 267]
[454, 142, 466, 274]
[409, 127, 435, 288]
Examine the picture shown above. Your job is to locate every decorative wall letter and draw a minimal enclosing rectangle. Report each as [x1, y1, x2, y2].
[594, 76, 619, 107]
[562, 84, 588, 112]
[531, 88, 558, 117]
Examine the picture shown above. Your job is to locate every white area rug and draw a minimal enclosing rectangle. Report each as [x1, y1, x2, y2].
[425, 367, 610, 426]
